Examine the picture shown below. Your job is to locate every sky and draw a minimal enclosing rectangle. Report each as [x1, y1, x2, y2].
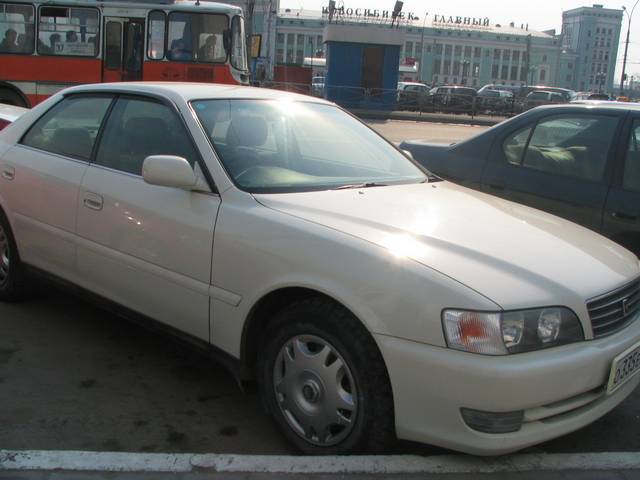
[279, 0, 640, 81]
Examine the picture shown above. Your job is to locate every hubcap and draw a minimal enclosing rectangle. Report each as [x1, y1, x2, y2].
[273, 335, 357, 447]
[0, 224, 9, 287]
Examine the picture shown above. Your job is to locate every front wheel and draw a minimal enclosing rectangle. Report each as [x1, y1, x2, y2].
[259, 298, 395, 454]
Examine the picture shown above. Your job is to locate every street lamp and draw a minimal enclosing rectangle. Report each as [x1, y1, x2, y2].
[620, 0, 640, 95]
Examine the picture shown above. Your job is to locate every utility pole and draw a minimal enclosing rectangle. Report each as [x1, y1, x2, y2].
[621, 1, 640, 96]
[419, 11, 428, 82]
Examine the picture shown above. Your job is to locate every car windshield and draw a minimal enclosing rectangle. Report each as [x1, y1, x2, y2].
[191, 99, 427, 193]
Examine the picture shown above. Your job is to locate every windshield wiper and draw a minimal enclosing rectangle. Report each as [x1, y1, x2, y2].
[333, 182, 389, 190]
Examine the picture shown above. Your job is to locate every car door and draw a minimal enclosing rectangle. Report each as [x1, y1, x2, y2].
[482, 111, 623, 231]
[602, 116, 640, 257]
[75, 95, 220, 341]
[0, 94, 113, 281]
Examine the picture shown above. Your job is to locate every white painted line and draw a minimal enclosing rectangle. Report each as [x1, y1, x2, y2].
[2, 450, 640, 474]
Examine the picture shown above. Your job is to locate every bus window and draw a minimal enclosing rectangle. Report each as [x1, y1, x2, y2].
[167, 12, 226, 63]
[38, 6, 99, 57]
[0, 3, 34, 54]
[147, 10, 165, 60]
[230, 15, 247, 71]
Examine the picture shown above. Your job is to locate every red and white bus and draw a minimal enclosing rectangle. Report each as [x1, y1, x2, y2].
[0, 0, 249, 107]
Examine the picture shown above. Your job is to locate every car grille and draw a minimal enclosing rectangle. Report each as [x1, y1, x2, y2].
[587, 278, 640, 338]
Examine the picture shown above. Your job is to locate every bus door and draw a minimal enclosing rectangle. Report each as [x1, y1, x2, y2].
[103, 17, 144, 82]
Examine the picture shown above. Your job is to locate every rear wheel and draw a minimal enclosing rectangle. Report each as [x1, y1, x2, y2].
[0, 88, 28, 108]
[0, 212, 32, 301]
[259, 298, 395, 454]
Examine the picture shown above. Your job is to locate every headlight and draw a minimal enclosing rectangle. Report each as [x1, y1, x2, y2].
[442, 307, 584, 355]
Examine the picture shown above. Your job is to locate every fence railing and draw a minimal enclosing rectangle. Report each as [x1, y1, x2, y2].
[257, 81, 569, 118]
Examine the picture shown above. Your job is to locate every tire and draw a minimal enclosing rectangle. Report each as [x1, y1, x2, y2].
[259, 297, 395, 454]
[0, 87, 28, 108]
[0, 211, 32, 301]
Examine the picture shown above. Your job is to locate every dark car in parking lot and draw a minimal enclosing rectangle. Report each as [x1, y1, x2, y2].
[476, 89, 515, 114]
[396, 82, 429, 110]
[425, 86, 477, 114]
[400, 103, 640, 256]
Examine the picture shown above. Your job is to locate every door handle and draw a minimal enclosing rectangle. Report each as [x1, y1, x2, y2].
[83, 192, 103, 211]
[611, 211, 637, 222]
[1, 166, 15, 180]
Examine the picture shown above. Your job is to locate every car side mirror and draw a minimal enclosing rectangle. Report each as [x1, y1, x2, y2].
[402, 149, 414, 160]
[142, 155, 198, 189]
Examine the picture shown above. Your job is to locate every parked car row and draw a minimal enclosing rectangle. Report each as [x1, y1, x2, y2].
[397, 83, 587, 115]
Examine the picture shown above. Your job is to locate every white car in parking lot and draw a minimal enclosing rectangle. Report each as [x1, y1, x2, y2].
[0, 82, 639, 455]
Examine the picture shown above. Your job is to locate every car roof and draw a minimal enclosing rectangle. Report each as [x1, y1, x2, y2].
[533, 101, 640, 112]
[60, 82, 334, 105]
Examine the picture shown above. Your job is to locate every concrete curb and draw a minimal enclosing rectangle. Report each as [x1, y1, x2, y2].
[352, 109, 505, 127]
[2, 450, 640, 474]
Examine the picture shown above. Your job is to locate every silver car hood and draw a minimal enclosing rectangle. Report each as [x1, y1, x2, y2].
[256, 181, 639, 311]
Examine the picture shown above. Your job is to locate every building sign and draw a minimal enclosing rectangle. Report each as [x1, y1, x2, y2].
[321, 6, 419, 23]
[432, 15, 491, 28]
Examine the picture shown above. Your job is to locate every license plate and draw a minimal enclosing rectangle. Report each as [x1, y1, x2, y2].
[607, 342, 640, 394]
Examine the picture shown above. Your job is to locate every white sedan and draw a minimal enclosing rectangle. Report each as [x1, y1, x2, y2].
[0, 83, 639, 455]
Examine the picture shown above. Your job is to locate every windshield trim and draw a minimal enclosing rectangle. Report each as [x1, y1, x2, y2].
[189, 98, 430, 194]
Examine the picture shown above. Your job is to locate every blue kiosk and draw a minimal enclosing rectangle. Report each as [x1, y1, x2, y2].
[323, 24, 404, 110]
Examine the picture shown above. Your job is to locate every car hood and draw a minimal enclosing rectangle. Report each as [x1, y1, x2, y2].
[255, 182, 639, 312]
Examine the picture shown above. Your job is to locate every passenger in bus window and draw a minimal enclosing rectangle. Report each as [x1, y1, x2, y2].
[198, 35, 217, 62]
[169, 39, 191, 61]
[65, 30, 78, 43]
[0, 29, 18, 53]
[50, 34, 61, 53]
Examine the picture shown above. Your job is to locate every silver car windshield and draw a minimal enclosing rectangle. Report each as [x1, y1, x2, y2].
[191, 99, 427, 193]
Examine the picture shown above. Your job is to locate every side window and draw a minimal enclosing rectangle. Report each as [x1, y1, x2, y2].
[22, 96, 112, 160]
[503, 126, 532, 165]
[624, 120, 640, 192]
[0, 3, 35, 54]
[38, 6, 99, 57]
[522, 115, 618, 182]
[147, 10, 165, 60]
[95, 97, 198, 175]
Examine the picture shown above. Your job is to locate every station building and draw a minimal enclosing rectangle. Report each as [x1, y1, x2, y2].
[271, 3, 622, 92]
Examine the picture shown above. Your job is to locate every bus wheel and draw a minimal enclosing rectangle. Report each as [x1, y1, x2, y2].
[0, 88, 28, 108]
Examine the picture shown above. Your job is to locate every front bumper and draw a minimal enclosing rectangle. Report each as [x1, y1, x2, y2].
[375, 317, 640, 455]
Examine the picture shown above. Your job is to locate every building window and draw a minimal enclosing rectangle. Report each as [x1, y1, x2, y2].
[492, 64, 499, 78]
[453, 60, 460, 75]
[474, 47, 481, 58]
[494, 48, 500, 60]
[473, 63, 480, 77]
[405, 41, 413, 57]
[539, 69, 546, 82]
[542, 55, 547, 62]
[454, 45, 462, 56]
[510, 66, 518, 81]
[444, 44, 452, 56]
[512, 50, 520, 62]
[433, 59, 441, 74]
[501, 65, 508, 80]
[464, 46, 471, 57]
[503, 49, 510, 61]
